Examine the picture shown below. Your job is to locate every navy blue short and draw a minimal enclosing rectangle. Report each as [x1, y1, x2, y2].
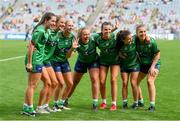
[121, 67, 140, 73]
[100, 63, 119, 67]
[52, 60, 71, 73]
[43, 61, 52, 68]
[140, 64, 160, 74]
[74, 59, 100, 73]
[26, 64, 43, 73]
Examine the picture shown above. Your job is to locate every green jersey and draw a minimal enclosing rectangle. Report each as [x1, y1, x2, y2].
[135, 36, 160, 65]
[43, 29, 58, 63]
[52, 31, 75, 62]
[119, 39, 140, 69]
[25, 25, 48, 65]
[93, 33, 119, 65]
[76, 37, 98, 63]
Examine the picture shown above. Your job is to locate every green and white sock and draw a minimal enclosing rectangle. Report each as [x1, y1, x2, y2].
[138, 99, 144, 103]
[134, 101, 138, 104]
[59, 99, 65, 105]
[23, 103, 29, 111]
[123, 99, 128, 104]
[54, 100, 59, 104]
[23, 103, 28, 107]
[93, 99, 98, 104]
[150, 101, 155, 107]
[29, 105, 33, 108]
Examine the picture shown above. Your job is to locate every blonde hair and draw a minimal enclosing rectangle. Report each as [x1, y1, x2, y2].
[78, 27, 90, 40]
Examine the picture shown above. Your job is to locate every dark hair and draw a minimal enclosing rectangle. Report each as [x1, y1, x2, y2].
[33, 12, 56, 32]
[116, 30, 131, 50]
[136, 24, 145, 33]
[101, 21, 112, 32]
[56, 15, 60, 23]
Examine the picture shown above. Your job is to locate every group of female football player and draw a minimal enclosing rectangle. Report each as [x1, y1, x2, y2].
[22, 12, 160, 116]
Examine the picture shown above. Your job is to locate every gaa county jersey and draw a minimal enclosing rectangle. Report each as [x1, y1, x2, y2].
[52, 31, 75, 62]
[135, 36, 160, 65]
[27, 25, 48, 65]
[93, 33, 119, 65]
[76, 37, 99, 63]
[118, 39, 140, 69]
[43, 29, 58, 63]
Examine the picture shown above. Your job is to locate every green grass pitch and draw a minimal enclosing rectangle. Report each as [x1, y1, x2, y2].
[0, 40, 180, 120]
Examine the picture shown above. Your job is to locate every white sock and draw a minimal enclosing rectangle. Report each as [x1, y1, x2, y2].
[112, 101, 116, 105]
[134, 101, 138, 104]
[150, 101, 155, 106]
[93, 99, 98, 104]
[60, 99, 65, 103]
[37, 106, 43, 109]
[29, 105, 33, 108]
[23, 103, 28, 106]
[54, 100, 59, 103]
[123, 99, 128, 103]
[102, 99, 106, 104]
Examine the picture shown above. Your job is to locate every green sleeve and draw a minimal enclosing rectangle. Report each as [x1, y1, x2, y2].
[91, 33, 100, 45]
[31, 30, 44, 45]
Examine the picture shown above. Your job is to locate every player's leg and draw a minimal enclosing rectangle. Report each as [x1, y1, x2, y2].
[130, 71, 139, 109]
[121, 71, 129, 109]
[36, 67, 51, 114]
[99, 65, 109, 109]
[58, 61, 73, 110]
[137, 72, 146, 107]
[59, 72, 73, 110]
[43, 66, 58, 112]
[67, 60, 86, 101]
[52, 71, 64, 111]
[88, 67, 99, 110]
[23, 65, 42, 116]
[146, 68, 159, 112]
[68, 72, 84, 99]
[109, 65, 119, 111]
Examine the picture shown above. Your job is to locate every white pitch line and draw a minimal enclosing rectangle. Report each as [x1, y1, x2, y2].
[0, 56, 24, 62]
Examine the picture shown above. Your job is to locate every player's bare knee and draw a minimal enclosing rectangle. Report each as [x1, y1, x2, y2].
[147, 79, 154, 86]
[122, 81, 128, 87]
[67, 81, 73, 88]
[110, 79, 117, 85]
[29, 81, 38, 89]
[100, 80, 106, 86]
[51, 82, 57, 88]
[131, 80, 137, 87]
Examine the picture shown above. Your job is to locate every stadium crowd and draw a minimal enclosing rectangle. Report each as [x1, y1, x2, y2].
[0, 0, 97, 33]
[92, 0, 179, 34]
[0, 0, 179, 35]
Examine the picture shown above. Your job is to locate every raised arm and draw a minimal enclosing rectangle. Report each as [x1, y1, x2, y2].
[66, 37, 79, 58]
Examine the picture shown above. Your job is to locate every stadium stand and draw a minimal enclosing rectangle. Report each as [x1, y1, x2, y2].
[0, 0, 17, 20]
[0, 0, 179, 40]
[92, 0, 180, 35]
[0, 0, 97, 33]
